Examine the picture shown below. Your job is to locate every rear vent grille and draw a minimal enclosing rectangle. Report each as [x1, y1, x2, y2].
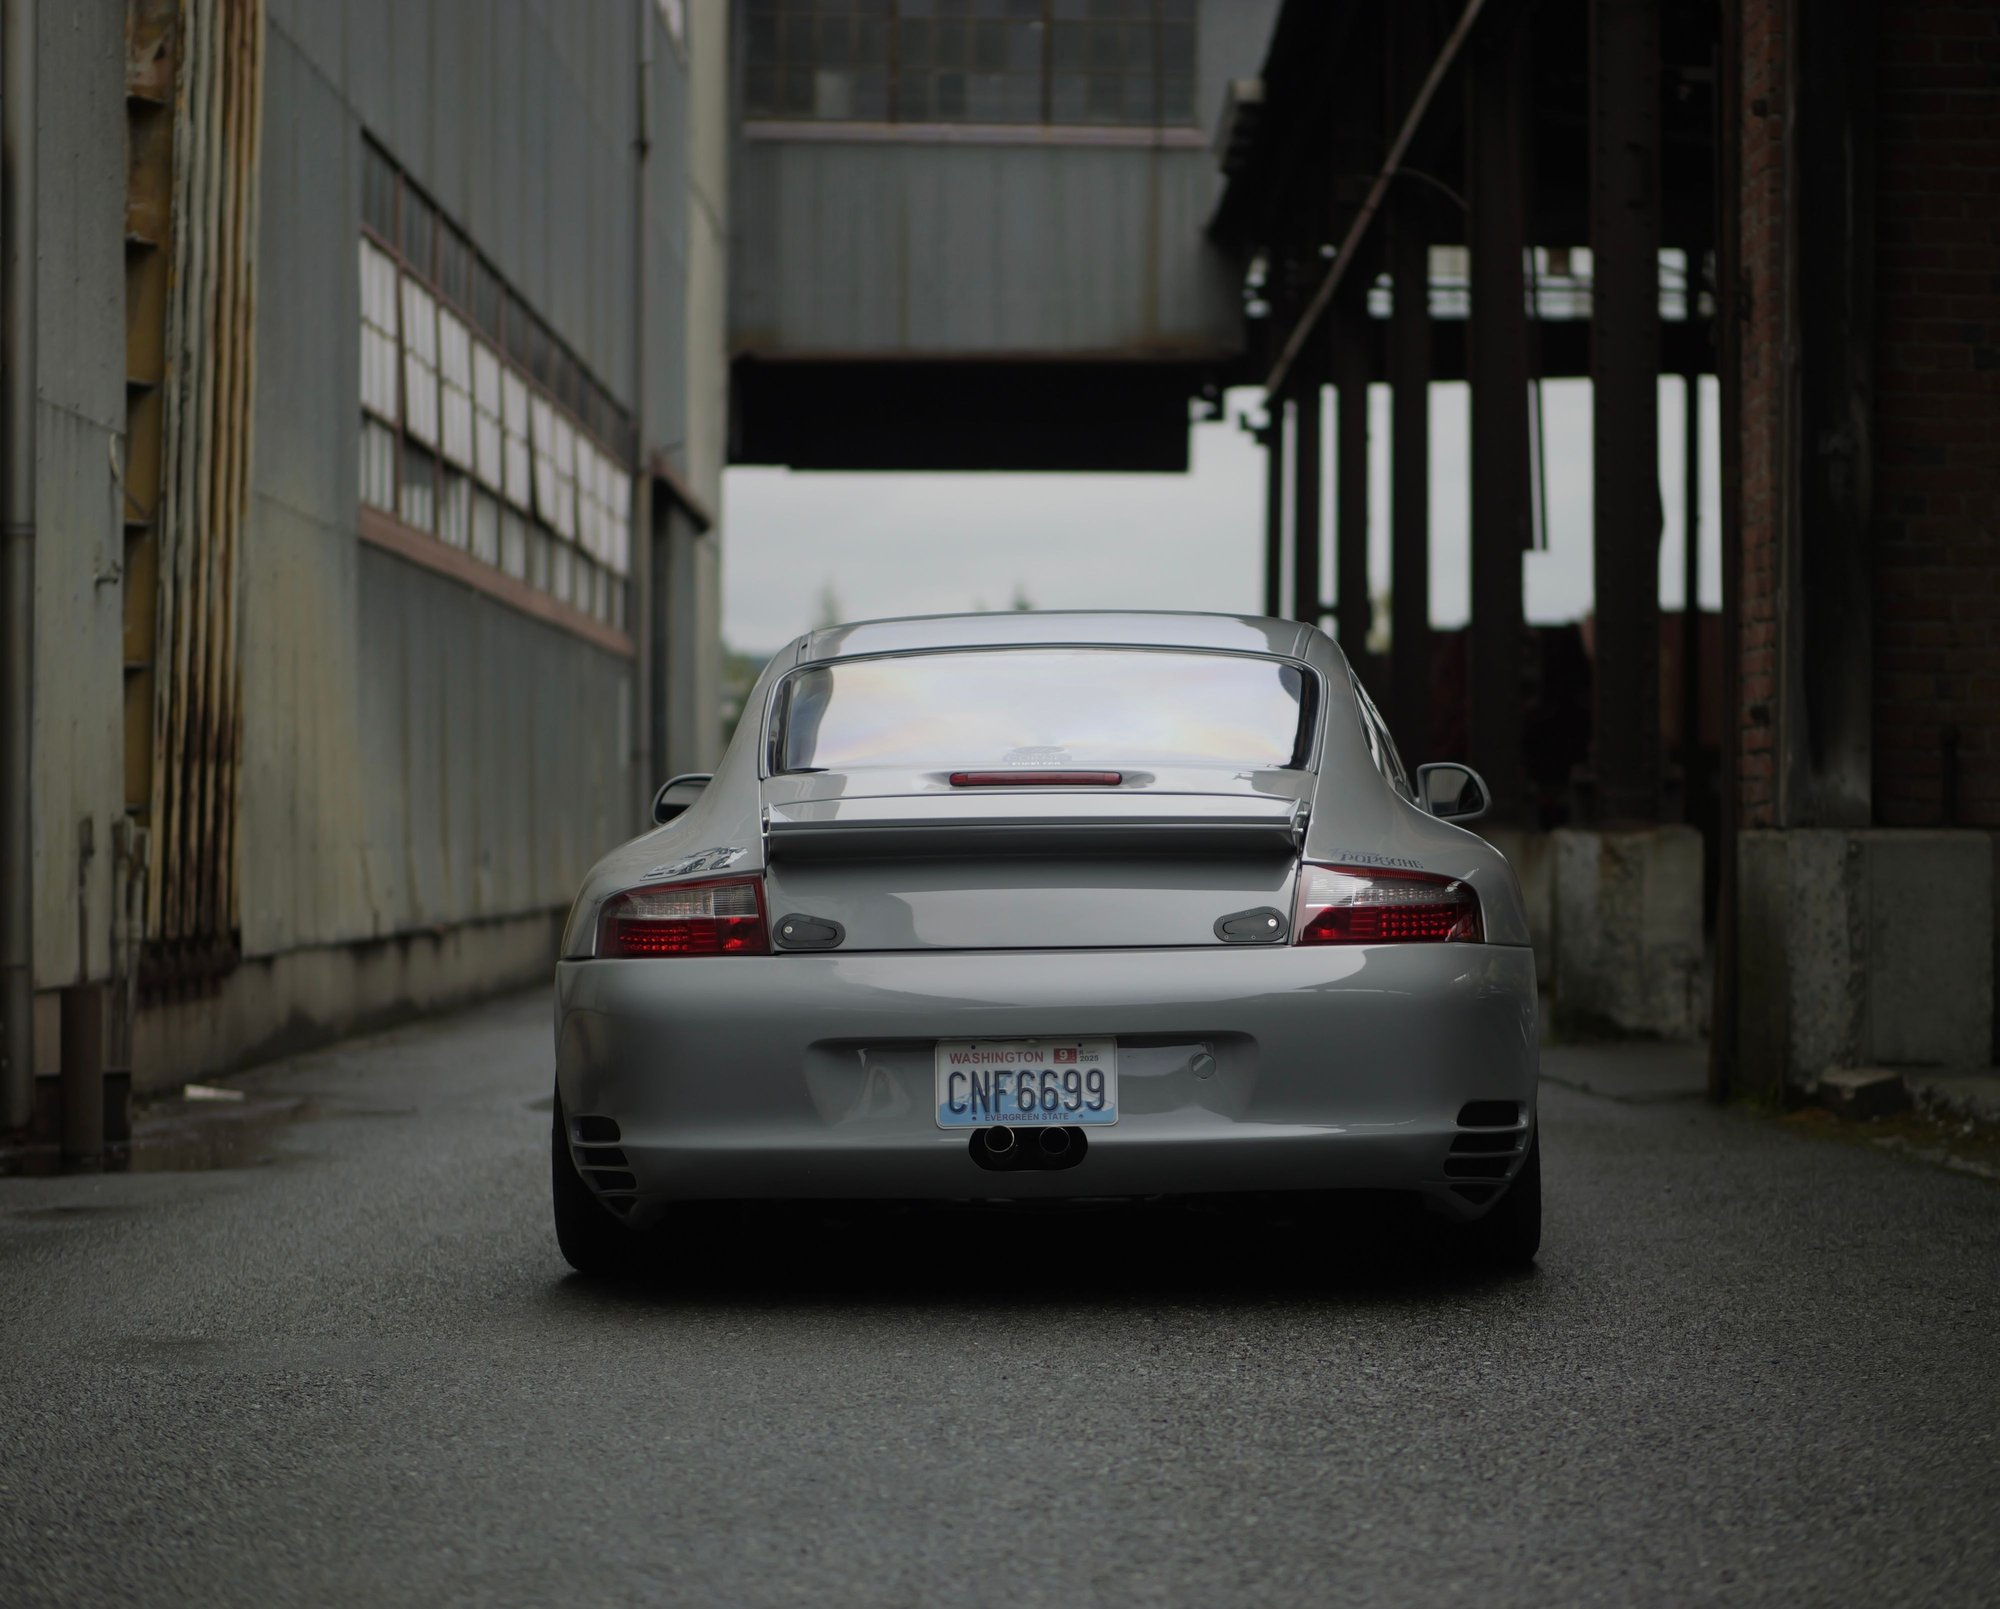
[1443, 1154, 1515, 1180]
[570, 1122, 635, 1197]
[1456, 1101, 1520, 1129]
[1446, 1100, 1529, 1185]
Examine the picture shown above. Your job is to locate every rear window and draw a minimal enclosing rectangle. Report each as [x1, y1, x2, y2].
[772, 649, 1314, 774]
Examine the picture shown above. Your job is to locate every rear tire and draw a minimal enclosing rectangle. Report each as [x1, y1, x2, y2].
[551, 1089, 646, 1277]
[1458, 1127, 1541, 1270]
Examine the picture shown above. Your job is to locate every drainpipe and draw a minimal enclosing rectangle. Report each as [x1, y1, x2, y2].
[1, 0, 37, 1132]
[632, 0, 655, 822]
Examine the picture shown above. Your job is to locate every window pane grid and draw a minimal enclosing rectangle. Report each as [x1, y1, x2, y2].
[746, 0, 1194, 127]
[358, 145, 635, 635]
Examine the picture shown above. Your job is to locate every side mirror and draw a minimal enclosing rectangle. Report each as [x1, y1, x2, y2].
[651, 772, 712, 825]
[1416, 762, 1490, 824]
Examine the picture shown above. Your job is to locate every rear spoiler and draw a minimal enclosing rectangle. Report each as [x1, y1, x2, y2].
[764, 793, 1307, 861]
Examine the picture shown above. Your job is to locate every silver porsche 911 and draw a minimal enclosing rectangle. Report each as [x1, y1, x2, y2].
[552, 611, 1540, 1274]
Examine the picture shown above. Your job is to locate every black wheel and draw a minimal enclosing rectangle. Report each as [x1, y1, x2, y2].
[1458, 1127, 1541, 1270]
[551, 1088, 647, 1277]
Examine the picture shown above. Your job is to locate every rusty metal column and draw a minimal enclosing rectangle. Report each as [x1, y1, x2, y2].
[1262, 400, 1287, 619]
[1385, 0, 1432, 752]
[1590, 0, 1663, 822]
[1466, 6, 1532, 823]
[1332, 290, 1372, 668]
[632, 0, 657, 810]
[1387, 222, 1430, 753]
[1292, 385, 1323, 627]
[1788, 0, 1879, 825]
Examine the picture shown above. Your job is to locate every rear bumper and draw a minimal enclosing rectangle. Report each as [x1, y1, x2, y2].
[554, 944, 1538, 1221]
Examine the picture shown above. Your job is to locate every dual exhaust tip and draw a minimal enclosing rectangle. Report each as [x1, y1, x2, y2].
[970, 1124, 1086, 1172]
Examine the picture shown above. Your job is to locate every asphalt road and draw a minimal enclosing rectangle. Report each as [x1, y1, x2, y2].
[3, 991, 1996, 1609]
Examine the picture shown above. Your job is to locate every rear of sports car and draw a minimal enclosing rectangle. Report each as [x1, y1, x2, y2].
[552, 617, 1540, 1273]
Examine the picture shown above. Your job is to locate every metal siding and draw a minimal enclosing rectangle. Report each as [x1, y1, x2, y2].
[252, 31, 349, 537]
[736, 141, 1237, 358]
[33, 409, 126, 988]
[646, 0, 699, 466]
[728, 0, 1272, 363]
[682, 0, 730, 508]
[517, 13, 553, 319]
[274, 0, 648, 415]
[388, 0, 431, 184]
[37, 0, 125, 431]
[263, 0, 342, 96]
[428, 0, 469, 232]
[238, 30, 369, 956]
[227, 4, 665, 958]
[341, 0, 394, 144]
[31, 0, 136, 987]
[487, 0, 528, 292]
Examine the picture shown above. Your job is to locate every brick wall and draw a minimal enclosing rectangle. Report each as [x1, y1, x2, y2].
[1735, 0, 2000, 827]
[1872, 0, 2000, 827]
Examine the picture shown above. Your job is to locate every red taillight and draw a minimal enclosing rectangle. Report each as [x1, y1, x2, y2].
[949, 771, 1123, 787]
[596, 877, 769, 957]
[1293, 864, 1483, 945]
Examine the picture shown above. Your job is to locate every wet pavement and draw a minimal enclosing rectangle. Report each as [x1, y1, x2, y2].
[2, 990, 1997, 1608]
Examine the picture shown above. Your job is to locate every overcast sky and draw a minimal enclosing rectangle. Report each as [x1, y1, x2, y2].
[721, 377, 1722, 656]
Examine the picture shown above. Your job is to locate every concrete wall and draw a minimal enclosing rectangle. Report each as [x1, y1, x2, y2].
[1737, 829, 1994, 1093]
[1551, 827, 1707, 1041]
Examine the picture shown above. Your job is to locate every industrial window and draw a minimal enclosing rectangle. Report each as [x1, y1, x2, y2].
[437, 469, 471, 549]
[501, 369, 533, 511]
[437, 305, 475, 472]
[400, 277, 440, 449]
[743, 0, 1197, 127]
[357, 236, 400, 517]
[359, 420, 396, 512]
[357, 139, 635, 634]
[399, 436, 435, 532]
[362, 141, 397, 240]
[358, 240, 399, 423]
[471, 342, 504, 493]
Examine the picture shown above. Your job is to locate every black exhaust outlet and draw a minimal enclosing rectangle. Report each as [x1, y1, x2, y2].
[970, 1126, 1088, 1172]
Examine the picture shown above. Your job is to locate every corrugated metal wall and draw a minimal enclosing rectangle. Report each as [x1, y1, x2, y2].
[150, 0, 265, 965]
[229, 0, 700, 955]
[32, 0, 128, 993]
[24, 1, 727, 1090]
[728, 0, 1279, 362]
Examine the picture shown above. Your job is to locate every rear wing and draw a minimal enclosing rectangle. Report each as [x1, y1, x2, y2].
[764, 793, 1307, 862]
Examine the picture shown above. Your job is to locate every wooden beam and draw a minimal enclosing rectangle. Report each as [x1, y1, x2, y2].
[1467, 4, 1532, 822]
[1590, 0, 1664, 824]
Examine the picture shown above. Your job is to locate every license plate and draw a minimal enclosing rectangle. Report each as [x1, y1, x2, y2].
[934, 1039, 1118, 1129]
